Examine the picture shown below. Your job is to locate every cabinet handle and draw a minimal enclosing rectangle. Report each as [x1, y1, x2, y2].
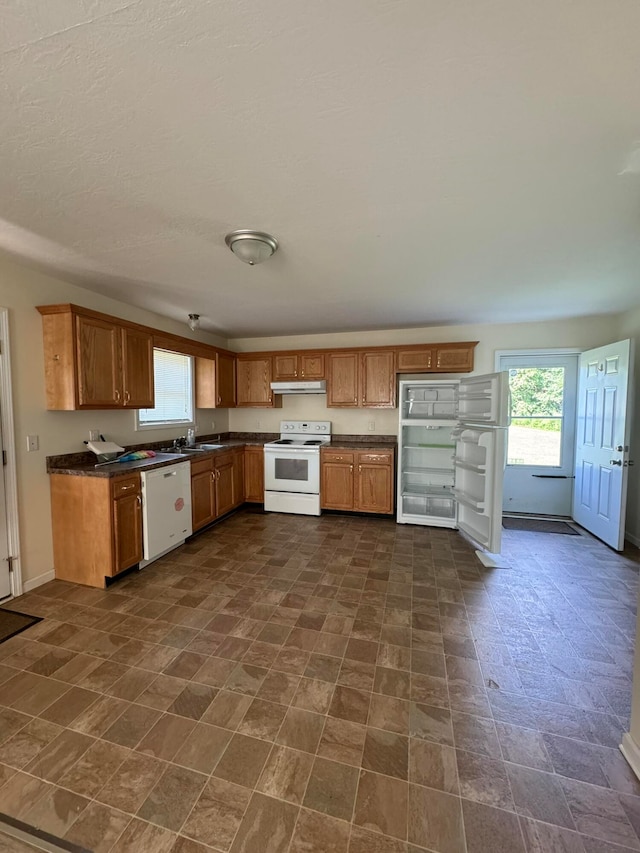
[217, 395, 221, 405]
[294, 370, 298, 377]
[136, 495, 141, 506]
[359, 465, 362, 472]
[361, 396, 365, 405]
[120, 484, 135, 492]
[301, 371, 305, 377]
[210, 472, 215, 482]
[350, 465, 353, 472]
[124, 390, 130, 403]
[114, 389, 120, 402]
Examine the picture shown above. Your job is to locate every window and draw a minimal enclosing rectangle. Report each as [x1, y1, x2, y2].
[136, 349, 194, 430]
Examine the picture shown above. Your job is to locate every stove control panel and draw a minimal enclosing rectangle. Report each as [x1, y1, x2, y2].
[280, 421, 331, 434]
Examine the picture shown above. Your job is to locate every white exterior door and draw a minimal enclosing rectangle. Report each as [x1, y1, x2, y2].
[573, 339, 633, 551]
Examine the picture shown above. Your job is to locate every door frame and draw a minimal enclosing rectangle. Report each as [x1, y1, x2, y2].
[0, 308, 22, 599]
[495, 348, 582, 517]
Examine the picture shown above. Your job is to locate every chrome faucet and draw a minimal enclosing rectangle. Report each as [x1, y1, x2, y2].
[172, 436, 187, 449]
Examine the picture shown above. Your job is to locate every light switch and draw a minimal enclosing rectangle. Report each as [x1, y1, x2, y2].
[26, 435, 39, 452]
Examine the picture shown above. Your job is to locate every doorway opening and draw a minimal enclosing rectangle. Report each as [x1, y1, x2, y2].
[496, 351, 579, 517]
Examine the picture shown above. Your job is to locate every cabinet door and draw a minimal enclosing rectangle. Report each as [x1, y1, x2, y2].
[244, 447, 264, 502]
[434, 344, 476, 372]
[321, 462, 355, 510]
[273, 354, 299, 381]
[217, 353, 236, 408]
[356, 459, 393, 514]
[215, 459, 235, 517]
[237, 358, 274, 407]
[327, 353, 359, 407]
[121, 327, 154, 407]
[76, 315, 121, 407]
[191, 467, 215, 531]
[361, 350, 396, 408]
[300, 354, 325, 380]
[112, 493, 143, 573]
[396, 347, 433, 372]
[232, 450, 245, 507]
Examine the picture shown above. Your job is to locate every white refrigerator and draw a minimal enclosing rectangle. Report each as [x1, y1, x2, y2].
[396, 373, 509, 561]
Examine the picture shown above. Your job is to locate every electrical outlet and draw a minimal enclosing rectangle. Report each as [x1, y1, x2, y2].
[368, 420, 376, 431]
[256, 420, 262, 429]
[211, 420, 216, 430]
[89, 429, 100, 441]
[26, 434, 39, 452]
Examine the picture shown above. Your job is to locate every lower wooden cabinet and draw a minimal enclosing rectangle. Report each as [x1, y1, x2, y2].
[190, 450, 246, 532]
[244, 446, 264, 502]
[321, 448, 394, 515]
[50, 472, 143, 588]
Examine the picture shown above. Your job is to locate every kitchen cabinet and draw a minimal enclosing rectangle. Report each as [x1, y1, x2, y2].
[273, 353, 325, 381]
[244, 446, 265, 502]
[395, 342, 477, 374]
[49, 472, 143, 588]
[195, 353, 236, 408]
[190, 450, 245, 532]
[327, 350, 395, 408]
[321, 448, 394, 515]
[37, 305, 153, 410]
[236, 356, 281, 408]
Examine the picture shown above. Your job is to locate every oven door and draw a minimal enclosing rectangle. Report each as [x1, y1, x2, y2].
[264, 448, 320, 494]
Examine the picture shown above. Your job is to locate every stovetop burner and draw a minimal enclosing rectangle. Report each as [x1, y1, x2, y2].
[304, 440, 323, 445]
[274, 439, 294, 444]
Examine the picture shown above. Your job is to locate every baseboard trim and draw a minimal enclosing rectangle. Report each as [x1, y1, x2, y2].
[620, 733, 640, 780]
[625, 532, 640, 549]
[23, 570, 55, 593]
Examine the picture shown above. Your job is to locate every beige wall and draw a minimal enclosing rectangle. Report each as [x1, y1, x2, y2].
[0, 254, 229, 586]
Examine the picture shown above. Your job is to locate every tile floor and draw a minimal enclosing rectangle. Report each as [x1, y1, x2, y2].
[1, 509, 640, 852]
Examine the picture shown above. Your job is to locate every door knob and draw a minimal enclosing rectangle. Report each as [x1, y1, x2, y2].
[610, 459, 622, 466]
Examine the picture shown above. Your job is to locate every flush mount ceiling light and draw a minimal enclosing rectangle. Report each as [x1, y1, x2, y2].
[225, 230, 278, 265]
[188, 313, 200, 332]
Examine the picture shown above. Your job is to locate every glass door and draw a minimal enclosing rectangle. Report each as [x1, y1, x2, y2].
[498, 353, 578, 515]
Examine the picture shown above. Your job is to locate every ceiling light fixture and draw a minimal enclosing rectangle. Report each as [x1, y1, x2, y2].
[225, 230, 278, 265]
[188, 313, 200, 332]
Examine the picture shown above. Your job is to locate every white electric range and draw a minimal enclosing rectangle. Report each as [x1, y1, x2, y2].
[264, 420, 331, 516]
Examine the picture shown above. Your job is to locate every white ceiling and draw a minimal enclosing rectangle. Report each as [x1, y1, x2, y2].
[2, 0, 640, 338]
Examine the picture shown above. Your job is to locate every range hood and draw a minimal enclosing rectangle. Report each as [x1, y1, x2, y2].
[270, 380, 327, 395]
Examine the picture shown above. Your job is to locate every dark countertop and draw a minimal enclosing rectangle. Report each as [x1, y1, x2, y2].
[47, 433, 396, 477]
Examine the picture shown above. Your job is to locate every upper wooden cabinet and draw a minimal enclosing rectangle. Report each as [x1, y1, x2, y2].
[38, 305, 153, 410]
[195, 353, 236, 408]
[273, 353, 325, 381]
[327, 350, 395, 408]
[395, 342, 477, 374]
[236, 356, 281, 408]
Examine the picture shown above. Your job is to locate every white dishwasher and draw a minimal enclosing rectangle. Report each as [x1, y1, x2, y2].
[140, 461, 192, 568]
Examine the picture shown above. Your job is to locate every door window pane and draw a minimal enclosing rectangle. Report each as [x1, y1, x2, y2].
[507, 367, 564, 466]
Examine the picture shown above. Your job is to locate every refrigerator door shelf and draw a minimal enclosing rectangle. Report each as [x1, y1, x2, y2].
[458, 372, 510, 427]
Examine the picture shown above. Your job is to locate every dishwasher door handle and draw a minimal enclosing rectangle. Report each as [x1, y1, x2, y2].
[163, 471, 178, 477]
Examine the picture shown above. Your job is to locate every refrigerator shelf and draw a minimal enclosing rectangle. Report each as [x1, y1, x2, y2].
[452, 457, 486, 474]
[404, 444, 455, 450]
[452, 488, 485, 511]
[402, 485, 454, 497]
[403, 466, 454, 475]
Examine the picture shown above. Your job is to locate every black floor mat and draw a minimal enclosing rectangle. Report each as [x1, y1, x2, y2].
[0, 608, 42, 644]
[502, 516, 579, 535]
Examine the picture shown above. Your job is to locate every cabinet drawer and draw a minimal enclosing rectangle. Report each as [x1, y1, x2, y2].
[213, 451, 233, 468]
[322, 450, 355, 463]
[190, 457, 214, 476]
[359, 451, 393, 465]
[111, 475, 141, 497]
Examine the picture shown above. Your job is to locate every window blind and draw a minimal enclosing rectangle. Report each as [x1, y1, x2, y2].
[138, 349, 194, 427]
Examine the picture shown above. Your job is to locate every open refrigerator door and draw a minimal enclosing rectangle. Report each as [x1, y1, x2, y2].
[454, 370, 510, 565]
